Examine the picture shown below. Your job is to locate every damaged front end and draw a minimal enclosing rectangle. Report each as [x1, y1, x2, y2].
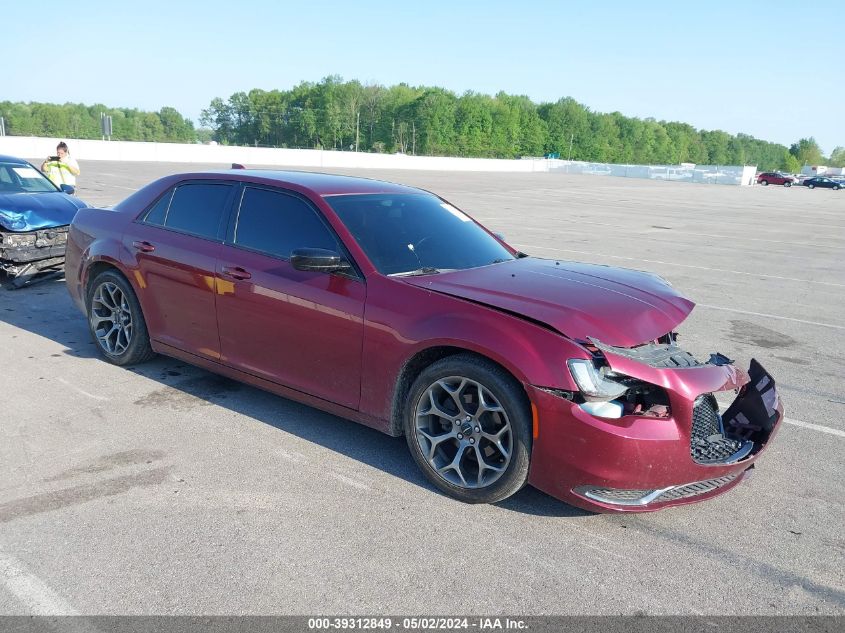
[528, 333, 783, 512]
[0, 157, 89, 288]
[0, 225, 70, 288]
[587, 337, 781, 466]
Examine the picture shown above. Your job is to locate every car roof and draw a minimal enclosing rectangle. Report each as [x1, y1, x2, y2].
[198, 169, 425, 197]
[0, 154, 29, 165]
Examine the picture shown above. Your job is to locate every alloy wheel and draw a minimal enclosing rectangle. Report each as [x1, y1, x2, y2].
[414, 376, 513, 488]
[90, 281, 133, 355]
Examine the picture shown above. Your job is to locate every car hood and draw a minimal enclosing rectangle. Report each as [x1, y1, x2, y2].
[0, 192, 88, 232]
[402, 257, 695, 347]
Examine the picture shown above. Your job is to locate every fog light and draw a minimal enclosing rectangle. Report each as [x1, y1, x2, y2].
[579, 400, 624, 419]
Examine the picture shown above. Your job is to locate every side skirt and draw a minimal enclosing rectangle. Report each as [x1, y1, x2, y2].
[151, 340, 394, 435]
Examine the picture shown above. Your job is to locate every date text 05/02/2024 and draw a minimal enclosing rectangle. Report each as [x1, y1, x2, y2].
[307, 617, 529, 630]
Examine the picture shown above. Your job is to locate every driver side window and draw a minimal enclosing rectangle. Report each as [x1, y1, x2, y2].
[233, 187, 338, 259]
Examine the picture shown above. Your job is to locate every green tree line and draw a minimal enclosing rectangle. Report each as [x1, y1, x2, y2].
[2, 80, 842, 170]
[199, 77, 841, 170]
[0, 101, 196, 143]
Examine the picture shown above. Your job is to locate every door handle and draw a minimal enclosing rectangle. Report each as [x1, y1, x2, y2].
[132, 240, 155, 253]
[222, 266, 252, 280]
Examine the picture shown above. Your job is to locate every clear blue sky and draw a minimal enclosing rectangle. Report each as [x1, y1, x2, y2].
[6, 0, 842, 154]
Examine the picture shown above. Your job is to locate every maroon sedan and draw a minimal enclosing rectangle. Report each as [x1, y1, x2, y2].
[65, 170, 783, 512]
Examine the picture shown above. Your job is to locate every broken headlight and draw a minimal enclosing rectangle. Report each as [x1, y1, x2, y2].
[1, 232, 37, 247]
[567, 359, 629, 401]
[567, 358, 671, 420]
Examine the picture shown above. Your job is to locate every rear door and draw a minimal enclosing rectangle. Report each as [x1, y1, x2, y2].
[215, 185, 365, 409]
[123, 181, 236, 360]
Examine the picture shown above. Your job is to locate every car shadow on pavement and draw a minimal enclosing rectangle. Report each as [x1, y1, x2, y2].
[0, 279, 589, 518]
[0, 277, 102, 360]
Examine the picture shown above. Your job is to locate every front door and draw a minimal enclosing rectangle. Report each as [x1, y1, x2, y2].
[215, 185, 365, 409]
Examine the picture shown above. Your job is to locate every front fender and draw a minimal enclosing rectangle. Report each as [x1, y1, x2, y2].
[358, 276, 589, 423]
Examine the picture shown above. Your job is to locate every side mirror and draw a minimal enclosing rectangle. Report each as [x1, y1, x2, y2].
[291, 248, 352, 274]
[59, 184, 76, 195]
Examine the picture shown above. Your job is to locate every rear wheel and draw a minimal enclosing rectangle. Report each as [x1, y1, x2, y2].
[760, 180, 768, 186]
[404, 354, 532, 504]
[86, 270, 155, 366]
[808, 184, 815, 189]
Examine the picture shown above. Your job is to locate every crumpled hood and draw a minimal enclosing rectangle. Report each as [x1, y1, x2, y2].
[0, 192, 88, 232]
[403, 257, 695, 347]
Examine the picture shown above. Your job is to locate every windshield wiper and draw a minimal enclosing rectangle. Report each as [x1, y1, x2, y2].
[391, 267, 442, 277]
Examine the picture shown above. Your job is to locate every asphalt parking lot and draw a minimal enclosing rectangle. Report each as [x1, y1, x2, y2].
[1, 161, 843, 615]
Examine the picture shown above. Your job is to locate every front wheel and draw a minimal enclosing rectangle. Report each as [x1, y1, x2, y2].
[808, 184, 815, 189]
[404, 354, 532, 503]
[87, 270, 155, 366]
[784, 181, 792, 187]
[834, 185, 841, 190]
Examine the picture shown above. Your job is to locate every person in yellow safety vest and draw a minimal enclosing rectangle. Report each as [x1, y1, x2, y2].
[41, 141, 80, 191]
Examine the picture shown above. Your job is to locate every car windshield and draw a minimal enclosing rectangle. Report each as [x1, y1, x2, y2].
[327, 193, 515, 275]
[0, 162, 58, 193]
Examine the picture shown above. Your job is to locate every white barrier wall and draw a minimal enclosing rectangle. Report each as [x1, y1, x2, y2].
[549, 160, 758, 186]
[0, 136, 756, 184]
[0, 136, 547, 173]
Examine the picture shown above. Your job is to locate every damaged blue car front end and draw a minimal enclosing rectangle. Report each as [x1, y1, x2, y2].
[0, 155, 89, 288]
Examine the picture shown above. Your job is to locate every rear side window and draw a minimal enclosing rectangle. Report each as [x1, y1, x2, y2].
[145, 183, 233, 240]
[144, 190, 173, 225]
[234, 187, 338, 259]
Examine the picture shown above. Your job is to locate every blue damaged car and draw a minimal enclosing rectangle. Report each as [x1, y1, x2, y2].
[0, 154, 89, 288]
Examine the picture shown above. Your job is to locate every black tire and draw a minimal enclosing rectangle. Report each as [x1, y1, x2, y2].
[760, 180, 768, 186]
[834, 185, 841, 190]
[86, 270, 155, 366]
[808, 184, 815, 189]
[404, 354, 532, 504]
[784, 181, 792, 187]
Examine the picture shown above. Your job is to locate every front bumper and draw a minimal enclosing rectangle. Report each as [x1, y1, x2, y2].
[0, 226, 69, 282]
[527, 359, 783, 513]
